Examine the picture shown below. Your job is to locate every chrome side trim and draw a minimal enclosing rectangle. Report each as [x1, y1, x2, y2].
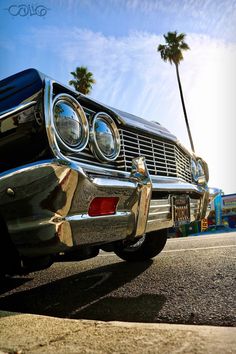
[0, 101, 37, 119]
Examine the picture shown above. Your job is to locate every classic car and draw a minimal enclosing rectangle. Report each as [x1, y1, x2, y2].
[0, 68, 214, 276]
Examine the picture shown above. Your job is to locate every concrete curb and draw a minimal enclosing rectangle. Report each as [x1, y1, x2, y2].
[0, 311, 235, 353]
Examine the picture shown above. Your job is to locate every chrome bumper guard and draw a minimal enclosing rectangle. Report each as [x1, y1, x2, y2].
[129, 157, 152, 238]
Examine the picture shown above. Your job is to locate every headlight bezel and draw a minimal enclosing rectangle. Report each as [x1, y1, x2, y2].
[52, 93, 89, 153]
[90, 112, 120, 162]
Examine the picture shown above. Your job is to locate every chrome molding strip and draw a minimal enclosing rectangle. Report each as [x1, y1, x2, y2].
[91, 177, 136, 189]
[0, 159, 53, 180]
[66, 211, 130, 222]
[0, 101, 37, 119]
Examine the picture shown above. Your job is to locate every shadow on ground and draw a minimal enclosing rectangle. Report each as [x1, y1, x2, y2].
[0, 260, 166, 322]
[0, 277, 32, 296]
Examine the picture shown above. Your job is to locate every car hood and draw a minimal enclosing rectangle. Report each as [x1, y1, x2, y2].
[0, 68, 184, 151]
[107, 106, 178, 142]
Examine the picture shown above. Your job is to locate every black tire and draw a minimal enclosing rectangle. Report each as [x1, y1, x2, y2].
[114, 229, 168, 262]
[0, 216, 21, 276]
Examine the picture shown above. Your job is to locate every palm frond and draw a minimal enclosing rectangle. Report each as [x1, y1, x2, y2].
[69, 66, 96, 95]
[158, 31, 190, 65]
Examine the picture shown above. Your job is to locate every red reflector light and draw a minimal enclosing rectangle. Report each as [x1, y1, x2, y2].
[88, 197, 119, 217]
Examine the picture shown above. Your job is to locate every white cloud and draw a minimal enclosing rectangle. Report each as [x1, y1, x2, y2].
[73, 0, 236, 40]
[20, 26, 236, 193]
[182, 35, 236, 192]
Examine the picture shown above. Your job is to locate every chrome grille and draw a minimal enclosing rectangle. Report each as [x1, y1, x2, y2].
[65, 116, 192, 183]
[117, 130, 192, 183]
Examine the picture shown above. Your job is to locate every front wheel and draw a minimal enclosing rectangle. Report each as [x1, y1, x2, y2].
[114, 229, 168, 262]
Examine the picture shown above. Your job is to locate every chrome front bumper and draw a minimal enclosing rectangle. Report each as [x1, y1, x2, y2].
[0, 157, 209, 257]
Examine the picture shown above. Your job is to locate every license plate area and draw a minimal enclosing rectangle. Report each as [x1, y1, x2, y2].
[173, 196, 190, 226]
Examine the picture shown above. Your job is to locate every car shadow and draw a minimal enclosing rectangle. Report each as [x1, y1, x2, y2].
[0, 260, 167, 322]
[0, 276, 33, 296]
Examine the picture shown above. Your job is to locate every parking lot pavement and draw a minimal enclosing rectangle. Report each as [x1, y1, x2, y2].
[0, 311, 236, 354]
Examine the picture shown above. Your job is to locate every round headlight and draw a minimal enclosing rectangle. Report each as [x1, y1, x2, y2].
[90, 113, 120, 162]
[191, 159, 198, 182]
[52, 94, 88, 152]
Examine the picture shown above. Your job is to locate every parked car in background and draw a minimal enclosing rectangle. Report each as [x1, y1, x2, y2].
[0, 69, 217, 276]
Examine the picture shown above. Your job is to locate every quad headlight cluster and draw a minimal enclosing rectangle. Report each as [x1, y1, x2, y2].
[52, 94, 120, 162]
[191, 158, 209, 184]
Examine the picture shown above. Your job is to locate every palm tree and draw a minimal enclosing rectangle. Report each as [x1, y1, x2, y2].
[157, 31, 195, 152]
[69, 66, 96, 95]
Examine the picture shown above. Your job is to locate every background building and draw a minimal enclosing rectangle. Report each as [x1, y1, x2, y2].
[168, 193, 236, 237]
[208, 193, 236, 229]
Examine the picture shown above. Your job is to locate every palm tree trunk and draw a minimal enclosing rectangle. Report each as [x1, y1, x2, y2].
[175, 64, 195, 153]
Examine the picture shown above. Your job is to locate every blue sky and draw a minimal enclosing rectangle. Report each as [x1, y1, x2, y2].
[1, 0, 236, 193]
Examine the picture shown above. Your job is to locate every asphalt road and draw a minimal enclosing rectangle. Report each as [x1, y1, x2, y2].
[0, 232, 235, 327]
